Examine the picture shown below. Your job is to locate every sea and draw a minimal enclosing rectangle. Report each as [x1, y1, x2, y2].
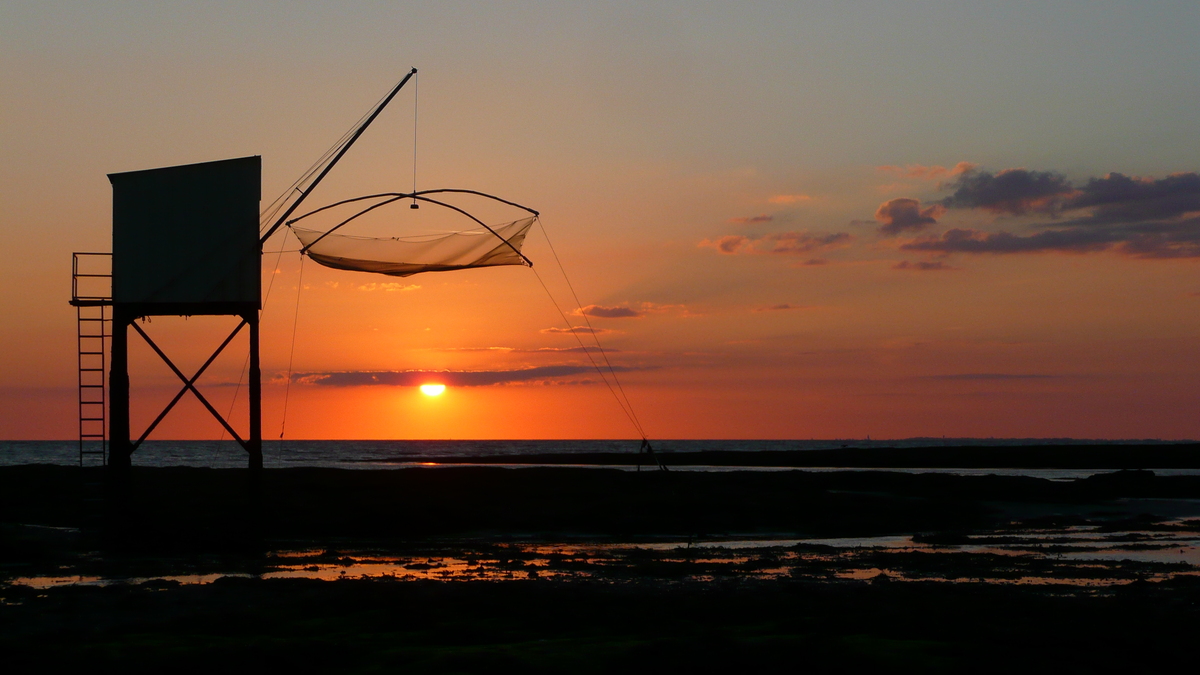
[3, 438, 1199, 481]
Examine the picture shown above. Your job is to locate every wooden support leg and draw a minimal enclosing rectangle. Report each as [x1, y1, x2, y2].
[248, 312, 263, 472]
[108, 308, 132, 471]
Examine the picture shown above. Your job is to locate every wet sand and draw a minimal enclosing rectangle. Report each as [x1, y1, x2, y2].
[3, 464, 1200, 672]
[405, 442, 1200, 468]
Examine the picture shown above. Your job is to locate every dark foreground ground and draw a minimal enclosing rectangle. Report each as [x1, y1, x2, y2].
[3, 464, 1200, 673]
[5, 576, 1200, 674]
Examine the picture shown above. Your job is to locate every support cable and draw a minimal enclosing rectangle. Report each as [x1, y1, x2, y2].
[259, 85, 394, 237]
[260, 68, 418, 245]
[221, 227, 294, 441]
[536, 219, 649, 439]
[279, 256, 306, 439]
[530, 266, 645, 439]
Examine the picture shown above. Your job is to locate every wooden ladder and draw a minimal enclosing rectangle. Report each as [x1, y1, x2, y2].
[70, 253, 112, 467]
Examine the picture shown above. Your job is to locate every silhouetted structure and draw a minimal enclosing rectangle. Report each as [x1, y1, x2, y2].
[71, 69, 419, 472]
[103, 156, 263, 470]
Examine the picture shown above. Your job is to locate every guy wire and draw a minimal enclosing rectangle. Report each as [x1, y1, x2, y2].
[536, 219, 649, 439]
[221, 227, 294, 441]
[279, 255, 306, 439]
[531, 266, 647, 439]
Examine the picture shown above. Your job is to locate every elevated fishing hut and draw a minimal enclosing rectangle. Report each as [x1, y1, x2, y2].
[104, 156, 263, 470]
[71, 69, 418, 471]
[68, 67, 658, 470]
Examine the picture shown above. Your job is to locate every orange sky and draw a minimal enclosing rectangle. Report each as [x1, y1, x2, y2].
[3, 3, 1200, 440]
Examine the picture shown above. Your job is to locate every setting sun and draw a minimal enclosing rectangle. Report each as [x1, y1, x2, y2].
[419, 384, 446, 397]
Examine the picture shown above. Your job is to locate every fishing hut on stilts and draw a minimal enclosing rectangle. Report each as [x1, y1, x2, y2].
[70, 67, 663, 473]
[72, 156, 265, 471]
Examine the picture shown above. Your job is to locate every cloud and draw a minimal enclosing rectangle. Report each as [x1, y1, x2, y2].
[893, 260, 955, 271]
[431, 346, 620, 353]
[875, 198, 945, 235]
[753, 303, 811, 312]
[923, 373, 1055, 381]
[701, 231, 852, 256]
[541, 326, 616, 335]
[357, 282, 421, 292]
[728, 214, 774, 225]
[295, 365, 643, 387]
[576, 304, 642, 319]
[637, 301, 689, 315]
[768, 194, 812, 204]
[1062, 172, 1200, 225]
[900, 169, 1200, 259]
[939, 168, 1074, 215]
[904, 221, 1200, 259]
[701, 235, 750, 254]
[902, 227, 1120, 256]
[877, 162, 977, 180]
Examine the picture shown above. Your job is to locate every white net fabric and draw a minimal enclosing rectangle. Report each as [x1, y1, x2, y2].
[292, 216, 535, 278]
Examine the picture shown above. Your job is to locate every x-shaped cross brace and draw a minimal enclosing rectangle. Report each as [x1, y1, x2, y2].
[130, 319, 250, 452]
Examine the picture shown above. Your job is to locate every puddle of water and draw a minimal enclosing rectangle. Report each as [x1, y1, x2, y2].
[6, 525, 1199, 589]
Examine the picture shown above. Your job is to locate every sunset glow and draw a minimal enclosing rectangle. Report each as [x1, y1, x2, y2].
[2, 4, 1200, 441]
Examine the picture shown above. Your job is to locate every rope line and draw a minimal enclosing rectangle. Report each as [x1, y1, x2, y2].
[531, 266, 646, 438]
[259, 81, 398, 237]
[279, 256, 306, 439]
[220, 228, 294, 441]
[535, 219, 649, 439]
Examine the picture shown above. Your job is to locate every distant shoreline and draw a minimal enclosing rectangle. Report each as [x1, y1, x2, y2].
[356, 443, 1200, 469]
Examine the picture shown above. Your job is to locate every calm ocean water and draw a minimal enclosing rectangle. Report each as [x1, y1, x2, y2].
[3, 439, 1198, 480]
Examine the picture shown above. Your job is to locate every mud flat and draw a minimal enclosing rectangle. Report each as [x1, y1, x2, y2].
[3, 465, 1200, 672]
[412, 442, 1200, 468]
[3, 464, 1199, 542]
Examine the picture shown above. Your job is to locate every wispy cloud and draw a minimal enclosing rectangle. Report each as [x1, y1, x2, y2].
[922, 373, 1056, 381]
[893, 260, 955, 271]
[357, 282, 421, 292]
[877, 162, 976, 180]
[541, 326, 617, 335]
[576, 304, 642, 319]
[431, 346, 618, 353]
[728, 214, 774, 225]
[699, 231, 853, 256]
[571, 302, 690, 319]
[294, 365, 645, 387]
[768, 194, 813, 204]
[753, 303, 812, 312]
